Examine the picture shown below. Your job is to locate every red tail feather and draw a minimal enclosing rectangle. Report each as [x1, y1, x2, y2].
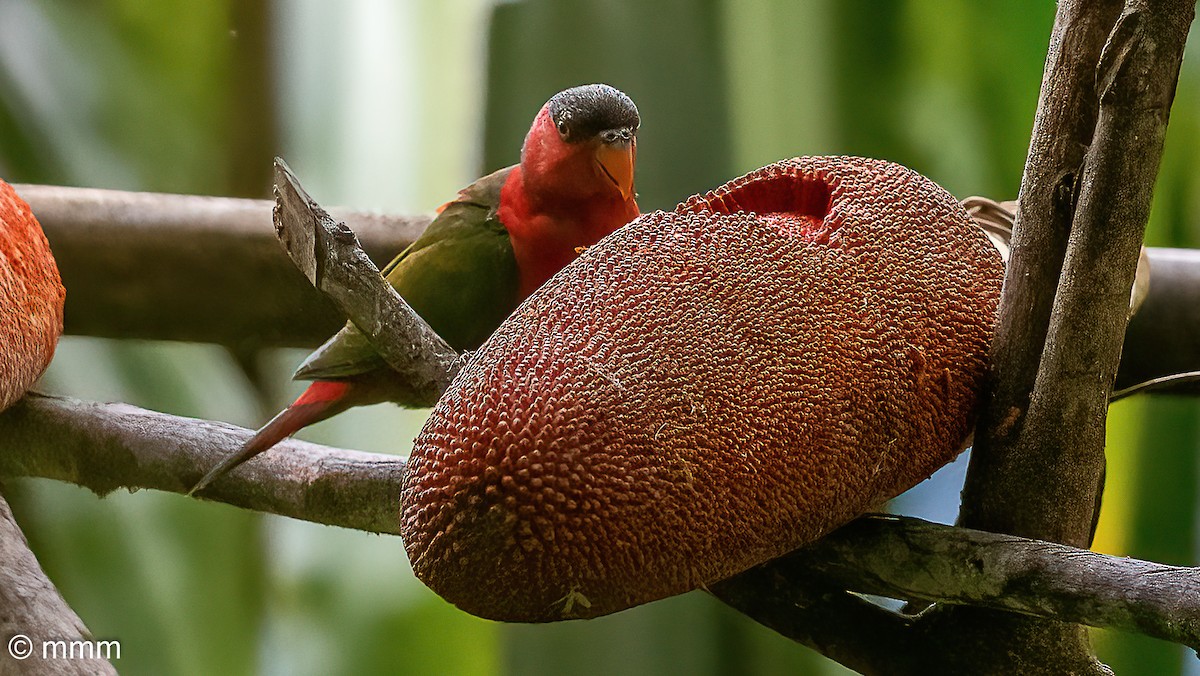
[292, 380, 352, 407]
[189, 381, 354, 495]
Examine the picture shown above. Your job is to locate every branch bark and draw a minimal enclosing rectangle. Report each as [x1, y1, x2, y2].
[0, 489, 117, 675]
[271, 160, 461, 406]
[966, 0, 1193, 547]
[958, 0, 1120, 539]
[13, 183, 430, 349]
[0, 394, 403, 535]
[771, 516, 1200, 649]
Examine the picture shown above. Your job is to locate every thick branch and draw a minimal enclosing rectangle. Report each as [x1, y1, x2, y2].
[0, 490, 116, 675]
[959, 0, 1122, 540]
[777, 516, 1200, 649]
[965, 0, 1125, 462]
[1, 395, 1197, 653]
[950, 0, 1194, 671]
[14, 183, 430, 348]
[974, 0, 1194, 547]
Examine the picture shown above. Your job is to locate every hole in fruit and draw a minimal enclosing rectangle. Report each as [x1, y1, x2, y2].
[706, 170, 831, 219]
[699, 169, 832, 239]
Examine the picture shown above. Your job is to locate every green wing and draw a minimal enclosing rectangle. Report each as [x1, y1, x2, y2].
[294, 166, 520, 381]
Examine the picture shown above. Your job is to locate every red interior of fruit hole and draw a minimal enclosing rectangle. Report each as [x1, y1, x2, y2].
[698, 169, 832, 239]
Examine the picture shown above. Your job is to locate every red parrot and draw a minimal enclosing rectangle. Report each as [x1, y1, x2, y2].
[190, 84, 640, 494]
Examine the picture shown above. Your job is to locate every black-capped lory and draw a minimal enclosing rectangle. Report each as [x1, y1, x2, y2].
[190, 84, 640, 494]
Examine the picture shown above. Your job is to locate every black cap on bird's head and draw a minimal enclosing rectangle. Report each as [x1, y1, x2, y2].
[544, 84, 639, 200]
[548, 84, 640, 144]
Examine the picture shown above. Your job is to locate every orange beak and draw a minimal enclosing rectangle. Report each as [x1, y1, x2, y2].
[595, 140, 636, 201]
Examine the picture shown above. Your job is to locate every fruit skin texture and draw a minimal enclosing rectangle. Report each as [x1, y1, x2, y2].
[401, 156, 1004, 622]
[0, 180, 64, 411]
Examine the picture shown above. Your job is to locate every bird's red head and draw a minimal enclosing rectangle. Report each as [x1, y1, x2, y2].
[500, 84, 642, 298]
[519, 84, 640, 206]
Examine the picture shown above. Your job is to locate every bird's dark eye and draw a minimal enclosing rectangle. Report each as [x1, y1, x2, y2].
[557, 120, 569, 136]
[600, 128, 631, 144]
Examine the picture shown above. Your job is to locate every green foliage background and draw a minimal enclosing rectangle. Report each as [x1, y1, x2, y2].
[0, 1, 1197, 674]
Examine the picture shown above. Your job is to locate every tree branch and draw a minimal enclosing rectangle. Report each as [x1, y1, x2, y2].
[0, 489, 116, 675]
[974, 0, 1194, 547]
[1, 395, 1196, 656]
[775, 516, 1200, 649]
[949, 0, 1194, 671]
[959, 0, 1123, 541]
[13, 183, 430, 348]
[270, 160, 461, 406]
[0, 394, 404, 535]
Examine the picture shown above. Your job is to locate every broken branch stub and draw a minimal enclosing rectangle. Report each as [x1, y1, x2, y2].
[270, 158, 462, 406]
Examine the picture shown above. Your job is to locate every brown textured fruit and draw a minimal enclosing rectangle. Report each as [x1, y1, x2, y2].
[400, 156, 1003, 622]
[0, 180, 65, 411]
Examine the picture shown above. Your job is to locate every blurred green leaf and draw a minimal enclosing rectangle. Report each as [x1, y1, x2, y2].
[483, 0, 734, 211]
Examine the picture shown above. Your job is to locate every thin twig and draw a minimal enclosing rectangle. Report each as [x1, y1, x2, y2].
[0, 393, 404, 535]
[1110, 370, 1200, 401]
